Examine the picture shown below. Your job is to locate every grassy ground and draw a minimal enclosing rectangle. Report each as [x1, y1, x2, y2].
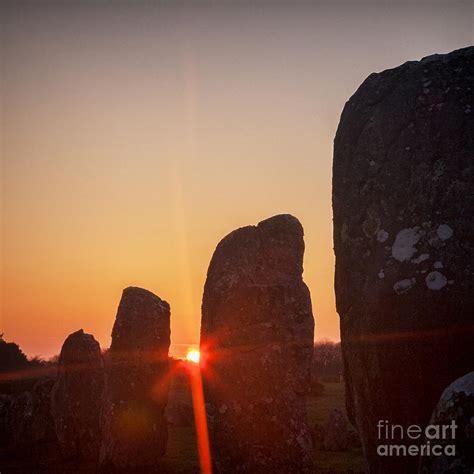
[158, 370, 199, 473]
[309, 382, 365, 473]
[162, 378, 365, 473]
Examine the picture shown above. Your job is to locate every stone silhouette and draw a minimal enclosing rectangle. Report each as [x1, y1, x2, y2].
[333, 46, 474, 472]
[1, 391, 33, 453]
[324, 408, 349, 451]
[1, 378, 56, 456]
[51, 329, 104, 461]
[200, 214, 314, 473]
[100, 287, 171, 469]
[28, 378, 57, 454]
[311, 410, 359, 452]
[419, 372, 474, 474]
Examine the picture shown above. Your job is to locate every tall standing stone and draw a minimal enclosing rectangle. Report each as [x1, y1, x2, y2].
[100, 287, 171, 469]
[200, 214, 314, 473]
[333, 46, 474, 473]
[51, 329, 104, 461]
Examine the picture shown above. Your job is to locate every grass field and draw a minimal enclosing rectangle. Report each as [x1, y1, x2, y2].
[162, 378, 365, 473]
[309, 383, 365, 473]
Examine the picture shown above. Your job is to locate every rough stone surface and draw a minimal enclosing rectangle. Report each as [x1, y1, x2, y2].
[419, 372, 474, 474]
[333, 46, 474, 473]
[0, 394, 11, 441]
[51, 329, 104, 461]
[310, 423, 325, 450]
[100, 287, 171, 469]
[1, 391, 33, 451]
[311, 412, 360, 452]
[29, 378, 57, 449]
[200, 214, 314, 473]
[324, 408, 349, 451]
[0, 378, 56, 456]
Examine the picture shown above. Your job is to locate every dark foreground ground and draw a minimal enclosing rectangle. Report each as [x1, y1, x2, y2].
[0, 374, 364, 473]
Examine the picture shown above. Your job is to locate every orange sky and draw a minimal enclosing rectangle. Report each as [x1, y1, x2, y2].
[1, 2, 471, 358]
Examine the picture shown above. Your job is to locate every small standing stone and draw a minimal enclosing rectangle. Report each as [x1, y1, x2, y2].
[0, 378, 57, 461]
[51, 329, 104, 461]
[324, 408, 349, 451]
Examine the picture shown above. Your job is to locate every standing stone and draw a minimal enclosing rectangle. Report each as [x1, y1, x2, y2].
[100, 287, 171, 469]
[0, 378, 56, 457]
[333, 46, 474, 473]
[324, 408, 349, 451]
[51, 329, 104, 461]
[0, 394, 12, 447]
[29, 378, 57, 453]
[419, 372, 474, 474]
[200, 214, 314, 473]
[1, 391, 32, 452]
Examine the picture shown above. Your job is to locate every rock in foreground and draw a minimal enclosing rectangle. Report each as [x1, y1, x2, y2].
[100, 287, 171, 469]
[333, 46, 474, 472]
[419, 372, 474, 474]
[200, 214, 315, 473]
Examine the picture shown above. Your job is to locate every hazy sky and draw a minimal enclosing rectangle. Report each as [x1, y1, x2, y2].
[1, 1, 472, 358]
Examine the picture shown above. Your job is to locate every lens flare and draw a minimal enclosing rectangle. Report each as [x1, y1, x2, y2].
[184, 348, 212, 474]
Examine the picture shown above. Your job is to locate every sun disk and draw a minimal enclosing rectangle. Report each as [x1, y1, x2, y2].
[186, 349, 200, 364]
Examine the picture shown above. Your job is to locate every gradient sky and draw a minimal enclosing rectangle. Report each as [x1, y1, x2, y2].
[1, 1, 472, 358]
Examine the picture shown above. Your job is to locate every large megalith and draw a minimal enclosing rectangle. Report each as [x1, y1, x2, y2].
[99, 287, 171, 469]
[333, 46, 474, 473]
[51, 329, 104, 461]
[200, 214, 315, 473]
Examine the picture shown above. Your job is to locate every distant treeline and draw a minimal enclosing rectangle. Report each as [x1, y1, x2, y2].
[312, 340, 342, 379]
[0, 335, 58, 394]
[0, 335, 57, 373]
[0, 335, 343, 384]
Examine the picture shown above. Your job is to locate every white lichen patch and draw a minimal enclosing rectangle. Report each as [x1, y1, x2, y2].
[378, 269, 385, 279]
[392, 227, 422, 262]
[393, 278, 415, 295]
[411, 253, 430, 264]
[434, 261, 443, 269]
[425, 271, 447, 290]
[377, 229, 389, 243]
[437, 224, 453, 241]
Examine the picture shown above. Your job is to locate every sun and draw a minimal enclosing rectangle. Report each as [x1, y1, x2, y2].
[186, 349, 200, 364]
